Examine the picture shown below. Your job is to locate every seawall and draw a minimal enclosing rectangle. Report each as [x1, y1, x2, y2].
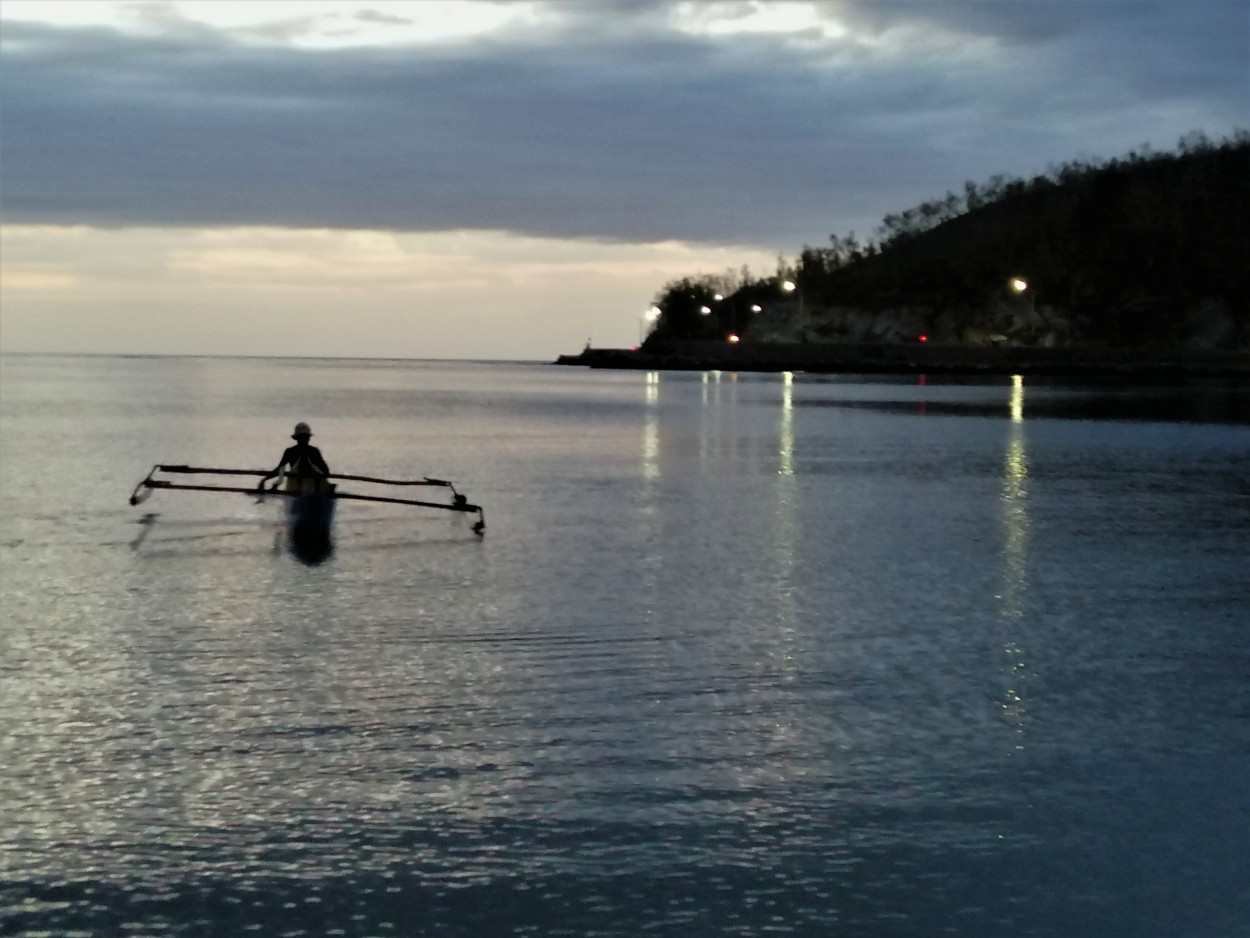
[556, 342, 1250, 377]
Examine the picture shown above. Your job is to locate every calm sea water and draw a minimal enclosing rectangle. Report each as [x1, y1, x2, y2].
[2, 355, 1248, 938]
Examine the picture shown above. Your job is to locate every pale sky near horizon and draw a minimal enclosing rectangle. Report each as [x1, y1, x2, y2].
[1, 0, 1246, 360]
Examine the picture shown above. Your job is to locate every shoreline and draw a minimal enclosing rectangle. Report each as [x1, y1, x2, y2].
[556, 342, 1250, 378]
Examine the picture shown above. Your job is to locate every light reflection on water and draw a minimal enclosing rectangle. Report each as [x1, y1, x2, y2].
[1, 356, 1248, 937]
[1000, 375, 1031, 620]
[1001, 376, 1031, 751]
[779, 371, 795, 478]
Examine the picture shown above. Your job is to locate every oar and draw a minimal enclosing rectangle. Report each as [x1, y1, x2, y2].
[139, 481, 298, 498]
[328, 473, 456, 488]
[130, 478, 486, 534]
[129, 466, 486, 536]
[333, 492, 486, 535]
[152, 465, 457, 488]
[136, 480, 475, 508]
[333, 491, 479, 513]
[152, 465, 270, 476]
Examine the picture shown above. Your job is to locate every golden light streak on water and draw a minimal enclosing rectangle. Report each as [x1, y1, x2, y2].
[1001, 376, 1029, 615]
[761, 372, 803, 774]
[643, 371, 660, 481]
[779, 372, 795, 477]
[1000, 375, 1029, 750]
[1010, 373, 1025, 423]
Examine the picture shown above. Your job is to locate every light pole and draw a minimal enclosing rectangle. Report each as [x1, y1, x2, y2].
[640, 305, 661, 344]
[711, 293, 735, 338]
[783, 279, 804, 321]
[1009, 276, 1034, 315]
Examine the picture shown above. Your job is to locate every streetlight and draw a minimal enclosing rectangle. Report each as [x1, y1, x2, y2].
[640, 305, 661, 344]
[713, 293, 738, 338]
[1008, 277, 1035, 316]
[782, 279, 805, 320]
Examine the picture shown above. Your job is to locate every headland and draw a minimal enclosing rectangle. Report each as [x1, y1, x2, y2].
[587, 136, 1248, 379]
[556, 342, 1250, 378]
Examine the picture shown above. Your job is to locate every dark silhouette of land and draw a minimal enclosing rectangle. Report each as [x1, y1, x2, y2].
[560, 132, 1249, 375]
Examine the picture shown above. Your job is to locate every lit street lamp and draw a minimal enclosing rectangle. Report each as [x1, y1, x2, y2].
[1008, 277, 1035, 315]
[713, 293, 738, 338]
[782, 279, 805, 319]
[640, 305, 661, 343]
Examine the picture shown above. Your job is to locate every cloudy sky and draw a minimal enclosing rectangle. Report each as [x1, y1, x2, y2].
[1, 0, 1246, 359]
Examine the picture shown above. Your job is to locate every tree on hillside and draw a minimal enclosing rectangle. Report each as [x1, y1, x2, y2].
[788, 130, 1250, 348]
[646, 268, 775, 344]
[645, 131, 1248, 350]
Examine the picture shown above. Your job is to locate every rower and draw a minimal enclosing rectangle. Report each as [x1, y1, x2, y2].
[258, 422, 332, 494]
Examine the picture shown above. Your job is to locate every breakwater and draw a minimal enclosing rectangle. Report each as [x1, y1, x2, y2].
[557, 341, 1250, 377]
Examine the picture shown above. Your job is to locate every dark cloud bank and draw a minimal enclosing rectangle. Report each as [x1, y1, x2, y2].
[2, 0, 1246, 247]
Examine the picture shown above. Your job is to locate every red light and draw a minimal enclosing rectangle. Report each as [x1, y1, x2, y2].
[918, 334, 928, 343]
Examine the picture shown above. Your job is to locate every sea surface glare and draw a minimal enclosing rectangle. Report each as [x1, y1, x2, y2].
[1, 356, 1248, 938]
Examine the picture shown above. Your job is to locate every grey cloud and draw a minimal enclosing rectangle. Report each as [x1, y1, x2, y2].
[353, 10, 418, 26]
[832, 0, 1179, 44]
[1, 2, 1245, 248]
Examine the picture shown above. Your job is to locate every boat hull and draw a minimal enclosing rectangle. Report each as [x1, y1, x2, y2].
[287, 489, 335, 562]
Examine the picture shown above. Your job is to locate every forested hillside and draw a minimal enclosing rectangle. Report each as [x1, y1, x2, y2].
[645, 133, 1248, 351]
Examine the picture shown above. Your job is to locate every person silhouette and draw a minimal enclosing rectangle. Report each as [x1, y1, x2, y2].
[258, 422, 331, 494]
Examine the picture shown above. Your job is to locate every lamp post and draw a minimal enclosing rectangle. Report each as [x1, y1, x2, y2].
[1009, 276, 1035, 315]
[640, 305, 661, 344]
[710, 293, 735, 338]
[782, 279, 804, 322]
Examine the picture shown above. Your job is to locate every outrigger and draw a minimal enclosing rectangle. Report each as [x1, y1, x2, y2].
[129, 464, 486, 559]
